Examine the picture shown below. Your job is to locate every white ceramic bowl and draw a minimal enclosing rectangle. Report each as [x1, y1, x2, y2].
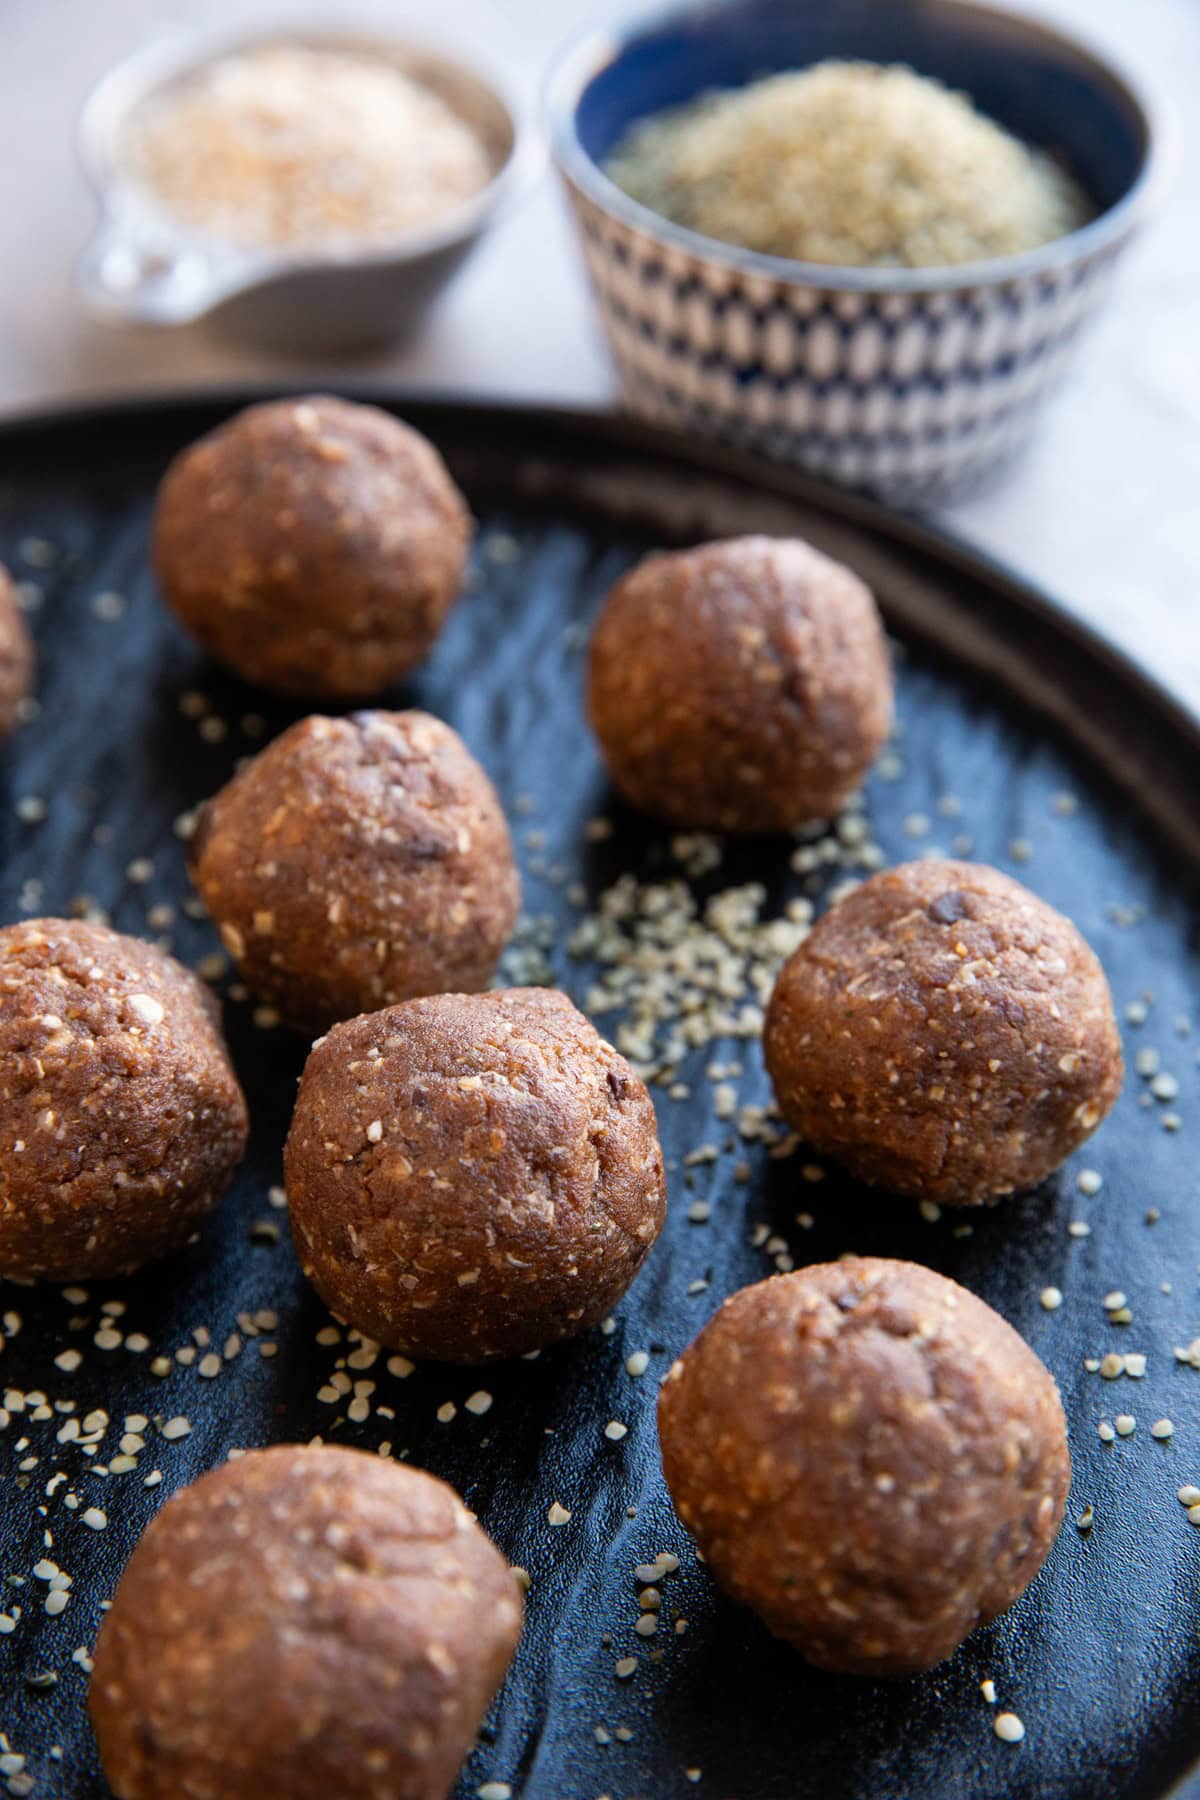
[78, 26, 539, 352]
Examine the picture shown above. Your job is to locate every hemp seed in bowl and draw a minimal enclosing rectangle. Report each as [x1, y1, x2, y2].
[605, 60, 1092, 268]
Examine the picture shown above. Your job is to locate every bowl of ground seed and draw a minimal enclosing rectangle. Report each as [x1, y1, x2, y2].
[78, 29, 538, 350]
[547, 0, 1162, 502]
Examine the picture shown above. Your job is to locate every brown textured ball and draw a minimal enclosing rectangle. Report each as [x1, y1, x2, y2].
[587, 535, 892, 831]
[152, 395, 470, 695]
[658, 1258, 1070, 1676]
[764, 859, 1122, 1204]
[0, 918, 248, 1280]
[188, 710, 520, 1031]
[0, 563, 35, 738]
[89, 1445, 523, 1800]
[284, 987, 667, 1361]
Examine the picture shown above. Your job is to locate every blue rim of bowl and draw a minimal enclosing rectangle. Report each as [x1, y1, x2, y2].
[545, 0, 1169, 293]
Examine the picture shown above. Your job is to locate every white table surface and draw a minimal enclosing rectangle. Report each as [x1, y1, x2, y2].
[4, 0, 1199, 716]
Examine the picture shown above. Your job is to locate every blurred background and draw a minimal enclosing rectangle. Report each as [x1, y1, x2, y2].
[2, 0, 1197, 709]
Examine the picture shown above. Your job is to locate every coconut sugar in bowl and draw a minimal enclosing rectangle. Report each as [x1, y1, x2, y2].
[77, 31, 535, 349]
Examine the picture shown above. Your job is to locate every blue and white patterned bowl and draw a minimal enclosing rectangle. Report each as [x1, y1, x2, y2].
[547, 0, 1162, 504]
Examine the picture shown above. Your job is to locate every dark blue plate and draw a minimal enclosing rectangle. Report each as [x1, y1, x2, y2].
[0, 394, 1198, 1800]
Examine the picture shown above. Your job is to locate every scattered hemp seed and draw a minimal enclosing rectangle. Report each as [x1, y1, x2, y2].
[1124, 1354, 1147, 1378]
[1077, 1169, 1103, 1196]
[1115, 1415, 1136, 1437]
[435, 1403, 456, 1425]
[1039, 1287, 1063, 1312]
[160, 1416, 191, 1440]
[1151, 1419, 1174, 1440]
[614, 1656, 638, 1680]
[547, 1502, 572, 1527]
[1067, 1221, 1091, 1238]
[994, 1713, 1026, 1744]
[1075, 1505, 1094, 1533]
[477, 1785, 513, 1800]
[980, 1679, 997, 1704]
[604, 1421, 629, 1441]
[625, 1351, 650, 1377]
[465, 1391, 493, 1417]
[1176, 1486, 1200, 1507]
[1097, 1422, 1116, 1443]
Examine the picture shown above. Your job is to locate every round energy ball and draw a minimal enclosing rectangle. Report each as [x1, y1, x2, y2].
[152, 395, 470, 695]
[0, 563, 35, 738]
[188, 710, 520, 1031]
[764, 859, 1122, 1204]
[89, 1445, 523, 1800]
[658, 1258, 1071, 1675]
[587, 535, 892, 832]
[0, 918, 248, 1280]
[284, 987, 667, 1361]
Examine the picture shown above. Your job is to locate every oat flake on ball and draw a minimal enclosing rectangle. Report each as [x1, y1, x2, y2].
[587, 535, 892, 832]
[0, 918, 248, 1281]
[188, 709, 520, 1031]
[658, 1258, 1071, 1675]
[89, 1445, 523, 1800]
[152, 394, 470, 696]
[764, 859, 1122, 1204]
[284, 987, 667, 1362]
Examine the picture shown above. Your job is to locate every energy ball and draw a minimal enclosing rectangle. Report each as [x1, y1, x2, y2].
[764, 859, 1122, 1204]
[658, 1258, 1070, 1675]
[0, 563, 34, 738]
[587, 535, 892, 832]
[0, 918, 247, 1280]
[89, 1445, 523, 1800]
[152, 395, 470, 695]
[188, 710, 520, 1031]
[284, 987, 666, 1361]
